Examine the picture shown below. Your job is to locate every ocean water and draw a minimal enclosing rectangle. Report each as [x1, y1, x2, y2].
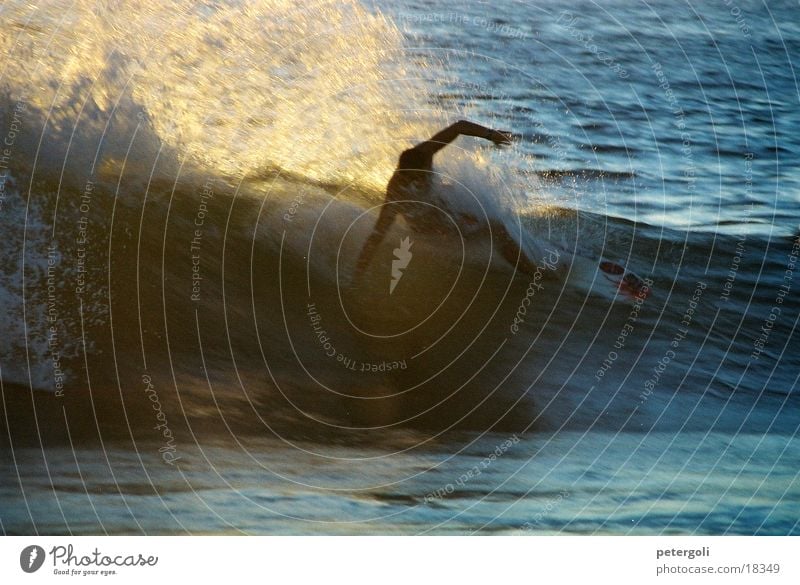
[0, 0, 798, 535]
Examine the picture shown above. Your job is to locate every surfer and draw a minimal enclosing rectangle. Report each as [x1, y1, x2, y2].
[352, 119, 649, 301]
[353, 119, 543, 281]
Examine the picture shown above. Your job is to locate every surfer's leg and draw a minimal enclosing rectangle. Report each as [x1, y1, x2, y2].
[487, 221, 541, 276]
[353, 205, 398, 282]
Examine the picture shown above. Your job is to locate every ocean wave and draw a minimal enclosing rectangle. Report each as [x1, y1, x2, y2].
[0, 0, 797, 443]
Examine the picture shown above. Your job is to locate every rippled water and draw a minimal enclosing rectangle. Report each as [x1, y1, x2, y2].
[4, 432, 797, 535]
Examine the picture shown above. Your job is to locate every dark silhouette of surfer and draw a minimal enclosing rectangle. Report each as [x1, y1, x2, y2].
[353, 120, 541, 281]
[352, 119, 648, 300]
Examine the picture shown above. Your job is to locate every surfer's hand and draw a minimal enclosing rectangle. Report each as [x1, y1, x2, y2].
[489, 129, 514, 147]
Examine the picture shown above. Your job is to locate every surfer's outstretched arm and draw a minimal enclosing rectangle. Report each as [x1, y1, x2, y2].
[388, 120, 513, 184]
[412, 120, 513, 158]
[353, 206, 397, 282]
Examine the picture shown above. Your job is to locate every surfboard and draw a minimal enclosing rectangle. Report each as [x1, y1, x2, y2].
[515, 227, 651, 303]
[370, 192, 650, 304]
[560, 249, 651, 302]
[403, 228, 650, 304]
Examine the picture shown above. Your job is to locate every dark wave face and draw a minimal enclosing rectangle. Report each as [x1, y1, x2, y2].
[0, 0, 798, 536]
